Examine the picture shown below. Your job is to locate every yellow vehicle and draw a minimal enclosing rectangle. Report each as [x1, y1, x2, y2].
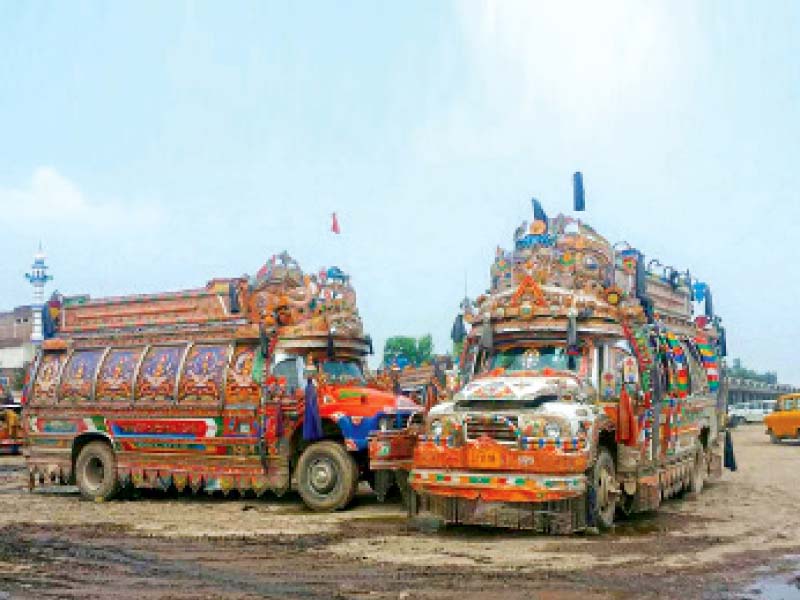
[764, 393, 800, 443]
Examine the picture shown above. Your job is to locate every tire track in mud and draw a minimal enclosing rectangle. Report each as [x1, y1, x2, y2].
[0, 518, 784, 600]
[0, 525, 350, 599]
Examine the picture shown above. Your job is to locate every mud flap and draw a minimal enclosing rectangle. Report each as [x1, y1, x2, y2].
[419, 494, 586, 534]
[373, 470, 394, 503]
[586, 485, 597, 528]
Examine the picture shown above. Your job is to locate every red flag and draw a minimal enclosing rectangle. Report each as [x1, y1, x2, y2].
[331, 212, 341, 234]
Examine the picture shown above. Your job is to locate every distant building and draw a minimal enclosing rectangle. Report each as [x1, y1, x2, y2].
[0, 305, 36, 382]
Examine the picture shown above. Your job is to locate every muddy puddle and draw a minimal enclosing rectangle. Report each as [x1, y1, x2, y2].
[735, 555, 800, 600]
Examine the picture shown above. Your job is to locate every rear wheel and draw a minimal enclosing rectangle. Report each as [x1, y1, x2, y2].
[769, 430, 780, 444]
[75, 441, 119, 501]
[588, 447, 617, 530]
[296, 441, 358, 512]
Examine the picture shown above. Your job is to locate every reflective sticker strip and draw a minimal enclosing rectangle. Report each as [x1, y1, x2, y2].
[411, 470, 585, 491]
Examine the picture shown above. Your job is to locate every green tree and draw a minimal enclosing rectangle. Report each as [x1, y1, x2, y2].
[383, 335, 435, 367]
[383, 336, 417, 367]
[417, 334, 434, 365]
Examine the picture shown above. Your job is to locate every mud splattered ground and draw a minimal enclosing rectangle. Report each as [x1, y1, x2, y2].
[0, 426, 798, 599]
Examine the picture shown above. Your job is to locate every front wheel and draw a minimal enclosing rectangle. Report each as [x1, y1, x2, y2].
[75, 441, 119, 501]
[296, 441, 358, 512]
[769, 430, 780, 444]
[588, 447, 617, 530]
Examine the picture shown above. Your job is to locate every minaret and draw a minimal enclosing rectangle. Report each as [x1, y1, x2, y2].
[25, 244, 53, 344]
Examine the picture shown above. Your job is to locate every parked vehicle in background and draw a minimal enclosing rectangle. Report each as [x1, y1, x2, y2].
[728, 400, 776, 425]
[0, 376, 22, 454]
[23, 254, 417, 511]
[764, 394, 800, 443]
[0, 400, 22, 454]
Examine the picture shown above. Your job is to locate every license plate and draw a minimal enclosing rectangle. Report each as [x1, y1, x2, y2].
[467, 447, 502, 468]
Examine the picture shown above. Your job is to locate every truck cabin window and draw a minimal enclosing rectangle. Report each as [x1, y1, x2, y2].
[321, 361, 365, 384]
[272, 359, 300, 390]
[490, 346, 580, 373]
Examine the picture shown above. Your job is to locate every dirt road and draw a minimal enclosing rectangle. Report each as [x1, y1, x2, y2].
[0, 426, 798, 599]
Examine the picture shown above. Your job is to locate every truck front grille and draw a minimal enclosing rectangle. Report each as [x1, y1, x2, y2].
[464, 415, 518, 443]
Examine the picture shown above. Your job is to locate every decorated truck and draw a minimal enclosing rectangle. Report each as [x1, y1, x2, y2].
[371, 200, 730, 532]
[23, 253, 418, 511]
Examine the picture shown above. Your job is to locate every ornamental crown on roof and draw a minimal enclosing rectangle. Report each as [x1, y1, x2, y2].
[469, 203, 646, 327]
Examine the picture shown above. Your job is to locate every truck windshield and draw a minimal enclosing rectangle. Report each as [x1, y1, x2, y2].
[489, 346, 579, 372]
[322, 361, 366, 384]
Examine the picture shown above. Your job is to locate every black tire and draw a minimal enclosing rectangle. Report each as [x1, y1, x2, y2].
[689, 445, 706, 494]
[588, 447, 617, 530]
[769, 430, 780, 444]
[75, 441, 119, 501]
[296, 441, 358, 512]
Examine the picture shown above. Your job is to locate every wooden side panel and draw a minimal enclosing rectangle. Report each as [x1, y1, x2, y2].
[178, 344, 229, 406]
[31, 353, 67, 405]
[59, 350, 104, 402]
[224, 344, 261, 407]
[96, 348, 145, 403]
[135, 345, 186, 403]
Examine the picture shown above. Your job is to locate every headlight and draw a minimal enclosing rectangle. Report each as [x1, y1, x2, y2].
[429, 419, 444, 437]
[544, 421, 562, 438]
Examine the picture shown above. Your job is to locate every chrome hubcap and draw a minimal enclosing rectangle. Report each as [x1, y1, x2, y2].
[309, 458, 337, 494]
[84, 456, 105, 490]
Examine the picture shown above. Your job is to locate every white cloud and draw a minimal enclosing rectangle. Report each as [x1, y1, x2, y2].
[0, 167, 164, 229]
[416, 1, 694, 161]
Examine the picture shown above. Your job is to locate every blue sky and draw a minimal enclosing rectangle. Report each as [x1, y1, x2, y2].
[1, 2, 798, 382]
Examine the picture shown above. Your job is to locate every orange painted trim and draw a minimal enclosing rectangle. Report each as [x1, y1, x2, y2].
[413, 439, 589, 474]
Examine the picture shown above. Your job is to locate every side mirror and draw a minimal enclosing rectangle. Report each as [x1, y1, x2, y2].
[327, 332, 335, 359]
[229, 282, 241, 314]
[567, 315, 578, 347]
[259, 324, 269, 358]
[451, 314, 466, 343]
[480, 322, 493, 350]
